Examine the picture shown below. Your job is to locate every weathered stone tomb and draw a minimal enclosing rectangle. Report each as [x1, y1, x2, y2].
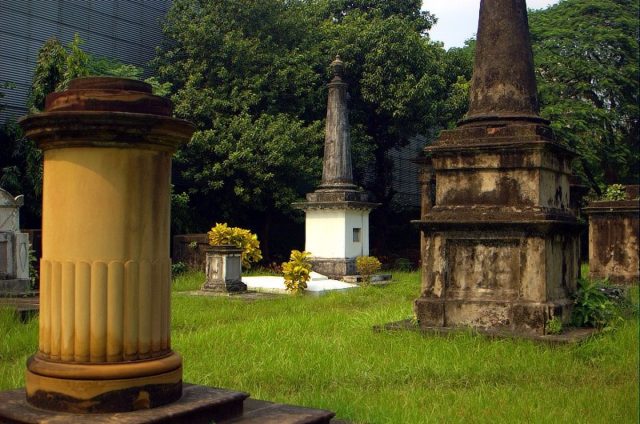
[414, 0, 582, 335]
[294, 56, 378, 278]
[584, 185, 639, 284]
[0, 188, 30, 295]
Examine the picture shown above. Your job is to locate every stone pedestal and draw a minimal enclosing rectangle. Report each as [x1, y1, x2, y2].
[201, 245, 247, 292]
[415, 126, 582, 334]
[299, 189, 377, 278]
[413, 0, 581, 335]
[584, 185, 639, 284]
[17, 77, 195, 413]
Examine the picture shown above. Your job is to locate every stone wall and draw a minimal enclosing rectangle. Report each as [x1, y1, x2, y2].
[172, 234, 210, 271]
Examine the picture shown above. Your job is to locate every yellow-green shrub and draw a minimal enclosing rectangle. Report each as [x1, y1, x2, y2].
[282, 250, 312, 294]
[356, 256, 382, 286]
[208, 223, 262, 268]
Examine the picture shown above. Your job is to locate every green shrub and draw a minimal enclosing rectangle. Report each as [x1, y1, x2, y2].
[171, 261, 188, 277]
[28, 244, 38, 290]
[356, 256, 382, 286]
[394, 258, 413, 271]
[601, 184, 626, 201]
[572, 278, 623, 330]
[208, 223, 262, 269]
[545, 317, 563, 335]
[282, 250, 312, 294]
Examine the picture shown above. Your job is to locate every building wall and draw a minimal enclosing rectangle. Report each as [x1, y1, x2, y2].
[0, 0, 170, 122]
[387, 134, 428, 209]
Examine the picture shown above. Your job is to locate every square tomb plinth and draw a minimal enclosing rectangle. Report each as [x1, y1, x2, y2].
[415, 230, 579, 335]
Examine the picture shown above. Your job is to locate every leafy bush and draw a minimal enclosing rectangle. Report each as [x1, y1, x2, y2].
[601, 184, 626, 201]
[545, 317, 563, 335]
[356, 256, 382, 286]
[171, 261, 188, 277]
[572, 278, 623, 330]
[282, 250, 312, 294]
[394, 258, 413, 271]
[208, 223, 262, 269]
[28, 244, 38, 290]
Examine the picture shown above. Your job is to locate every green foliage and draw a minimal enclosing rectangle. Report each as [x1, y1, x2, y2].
[28, 244, 38, 289]
[170, 185, 191, 235]
[356, 255, 382, 285]
[208, 223, 263, 268]
[0, 121, 41, 226]
[545, 317, 563, 335]
[171, 261, 188, 277]
[572, 278, 624, 330]
[282, 250, 312, 294]
[154, 0, 454, 255]
[601, 183, 627, 200]
[1, 34, 172, 226]
[529, 0, 640, 189]
[27, 38, 67, 112]
[393, 257, 413, 272]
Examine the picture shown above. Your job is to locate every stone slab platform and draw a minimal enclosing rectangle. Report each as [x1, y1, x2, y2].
[374, 320, 599, 345]
[0, 384, 247, 423]
[0, 384, 338, 424]
[341, 274, 392, 284]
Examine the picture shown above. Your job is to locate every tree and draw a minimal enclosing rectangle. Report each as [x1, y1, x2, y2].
[0, 35, 168, 227]
[529, 0, 639, 191]
[155, 0, 451, 257]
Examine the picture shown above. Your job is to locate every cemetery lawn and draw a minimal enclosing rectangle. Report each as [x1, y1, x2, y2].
[0, 271, 638, 423]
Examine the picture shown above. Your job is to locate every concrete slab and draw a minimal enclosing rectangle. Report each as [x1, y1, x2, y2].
[242, 274, 357, 294]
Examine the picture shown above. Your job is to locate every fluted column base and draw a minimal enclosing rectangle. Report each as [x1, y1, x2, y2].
[25, 352, 182, 413]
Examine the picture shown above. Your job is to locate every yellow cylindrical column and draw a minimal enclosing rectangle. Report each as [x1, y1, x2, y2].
[19, 77, 194, 413]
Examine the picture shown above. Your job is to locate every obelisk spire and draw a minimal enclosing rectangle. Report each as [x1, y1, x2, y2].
[461, 0, 544, 125]
[320, 55, 356, 189]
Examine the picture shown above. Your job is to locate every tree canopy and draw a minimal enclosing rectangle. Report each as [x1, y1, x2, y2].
[529, 0, 639, 191]
[0, 35, 167, 227]
[155, 0, 459, 255]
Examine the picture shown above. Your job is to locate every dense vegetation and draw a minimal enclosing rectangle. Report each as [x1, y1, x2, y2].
[1, 272, 638, 423]
[0, 0, 637, 259]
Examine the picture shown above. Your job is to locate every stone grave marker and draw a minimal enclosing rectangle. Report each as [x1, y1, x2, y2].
[413, 0, 582, 335]
[0, 188, 30, 295]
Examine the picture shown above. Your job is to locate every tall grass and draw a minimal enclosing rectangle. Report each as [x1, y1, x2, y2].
[1, 271, 637, 423]
[0, 308, 37, 389]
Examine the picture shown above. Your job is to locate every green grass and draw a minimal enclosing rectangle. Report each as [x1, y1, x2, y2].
[1, 271, 638, 423]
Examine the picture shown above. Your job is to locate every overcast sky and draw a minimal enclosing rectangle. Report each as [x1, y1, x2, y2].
[423, 1, 561, 48]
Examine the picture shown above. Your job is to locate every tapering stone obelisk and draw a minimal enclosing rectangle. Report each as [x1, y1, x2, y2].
[414, 0, 582, 335]
[294, 57, 379, 278]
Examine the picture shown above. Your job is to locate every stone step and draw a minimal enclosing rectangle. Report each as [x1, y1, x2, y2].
[220, 398, 335, 424]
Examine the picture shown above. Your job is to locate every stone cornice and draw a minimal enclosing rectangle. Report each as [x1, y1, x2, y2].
[19, 111, 194, 152]
[292, 200, 380, 211]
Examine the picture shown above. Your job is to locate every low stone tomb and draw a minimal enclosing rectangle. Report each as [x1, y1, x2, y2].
[0, 188, 30, 295]
[201, 245, 247, 293]
[584, 185, 639, 284]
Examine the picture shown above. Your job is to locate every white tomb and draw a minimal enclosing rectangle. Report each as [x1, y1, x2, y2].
[0, 188, 30, 294]
[293, 57, 378, 278]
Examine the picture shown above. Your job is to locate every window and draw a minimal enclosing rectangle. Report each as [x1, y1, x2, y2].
[353, 228, 361, 242]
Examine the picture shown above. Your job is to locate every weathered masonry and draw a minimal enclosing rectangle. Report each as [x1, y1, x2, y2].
[414, 0, 582, 335]
[584, 185, 639, 284]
